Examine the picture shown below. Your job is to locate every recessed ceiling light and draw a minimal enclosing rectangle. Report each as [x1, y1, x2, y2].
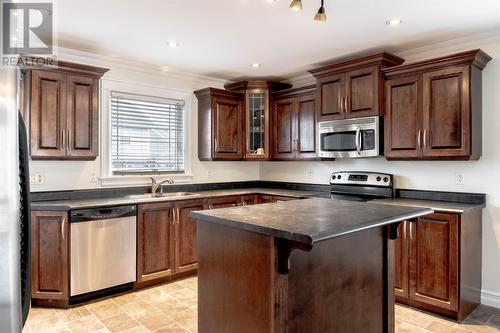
[251, 63, 262, 68]
[386, 19, 402, 26]
[167, 41, 180, 48]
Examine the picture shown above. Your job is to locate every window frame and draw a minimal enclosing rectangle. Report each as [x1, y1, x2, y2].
[100, 79, 193, 186]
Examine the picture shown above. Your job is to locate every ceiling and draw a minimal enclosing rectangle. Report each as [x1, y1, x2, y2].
[55, 0, 500, 80]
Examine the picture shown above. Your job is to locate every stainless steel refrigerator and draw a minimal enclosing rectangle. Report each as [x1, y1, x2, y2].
[0, 68, 31, 332]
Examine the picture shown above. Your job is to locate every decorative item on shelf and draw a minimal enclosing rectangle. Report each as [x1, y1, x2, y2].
[289, 0, 327, 22]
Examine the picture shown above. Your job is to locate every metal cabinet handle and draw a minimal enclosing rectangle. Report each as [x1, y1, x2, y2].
[61, 218, 66, 241]
[423, 129, 428, 148]
[403, 221, 407, 239]
[176, 208, 180, 225]
[341, 96, 345, 113]
[61, 130, 65, 149]
[409, 222, 413, 239]
[355, 126, 362, 155]
[417, 130, 421, 150]
[338, 94, 342, 113]
[295, 139, 300, 153]
[67, 130, 70, 149]
[344, 95, 349, 113]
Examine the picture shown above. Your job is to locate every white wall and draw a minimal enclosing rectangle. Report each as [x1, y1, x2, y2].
[261, 32, 500, 304]
[29, 49, 260, 192]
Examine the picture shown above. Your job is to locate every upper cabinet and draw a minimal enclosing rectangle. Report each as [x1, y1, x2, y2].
[383, 49, 491, 160]
[271, 85, 317, 160]
[194, 81, 291, 161]
[309, 53, 404, 122]
[22, 58, 109, 160]
[194, 88, 245, 160]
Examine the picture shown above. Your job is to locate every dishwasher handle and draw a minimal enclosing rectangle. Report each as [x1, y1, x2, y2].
[70, 205, 137, 222]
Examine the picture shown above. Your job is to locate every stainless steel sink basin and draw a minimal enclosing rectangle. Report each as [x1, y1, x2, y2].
[128, 192, 200, 199]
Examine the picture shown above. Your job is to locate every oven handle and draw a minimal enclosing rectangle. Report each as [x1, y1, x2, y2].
[355, 126, 362, 155]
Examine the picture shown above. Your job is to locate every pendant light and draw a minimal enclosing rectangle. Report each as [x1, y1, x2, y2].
[314, 0, 326, 21]
[289, 0, 303, 11]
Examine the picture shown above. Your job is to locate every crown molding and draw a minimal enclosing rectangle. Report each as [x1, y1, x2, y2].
[53, 46, 230, 86]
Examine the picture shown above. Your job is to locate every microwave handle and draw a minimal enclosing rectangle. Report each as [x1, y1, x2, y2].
[355, 126, 362, 155]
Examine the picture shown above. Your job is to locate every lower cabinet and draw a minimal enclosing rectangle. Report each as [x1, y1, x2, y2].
[395, 211, 482, 321]
[206, 195, 243, 209]
[174, 199, 206, 274]
[258, 195, 297, 203]
[31, 211, 69, 304]
[137, 202, 176, 282]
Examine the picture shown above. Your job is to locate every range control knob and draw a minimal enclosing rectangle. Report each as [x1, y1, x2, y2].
[383, 177, 389, 183]
[332, 175, 336, 180]
[376, 176, 382, 182]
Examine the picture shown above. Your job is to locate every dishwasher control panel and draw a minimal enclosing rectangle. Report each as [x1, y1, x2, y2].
[71, 205, 137, 222]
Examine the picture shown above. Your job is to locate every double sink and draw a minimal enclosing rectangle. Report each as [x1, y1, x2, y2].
[128, 192, 200, 200]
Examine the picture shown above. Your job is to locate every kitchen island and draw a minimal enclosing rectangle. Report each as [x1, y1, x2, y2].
[191, 198, 433, 333]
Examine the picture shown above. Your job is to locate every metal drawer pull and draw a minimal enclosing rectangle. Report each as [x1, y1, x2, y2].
[61, 218, 66, 241]
[417, 130, 421, 150]
[423, 129, 428, 148]
[409, 222, 413, 239]
[403, 221, 407, 239]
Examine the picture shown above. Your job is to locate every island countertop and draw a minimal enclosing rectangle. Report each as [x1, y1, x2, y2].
[191, 198, 433, 245]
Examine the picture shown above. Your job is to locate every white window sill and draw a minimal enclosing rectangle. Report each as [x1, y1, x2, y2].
[99, 174, 194, 187]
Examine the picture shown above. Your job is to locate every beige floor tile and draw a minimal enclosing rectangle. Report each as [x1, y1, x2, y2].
[137, 289, 174, 304]
[152, 300, 191, 316]
[138, 311, 177, 331]
[397, 310, 435, 328]
[397, 322, 433, 332]
[88, 301, 125, 321]
[153, 321, 189, 332]
[426, 320, 474, 333]
[56, 307, 93, 323]
[113, 293, 143, 306]
[64, 315, 105, 333]
[169, 309, 197, 331]
[121, 300, 162, 320]
[100, 313, 142, 332]
[26, 309, 68, 333]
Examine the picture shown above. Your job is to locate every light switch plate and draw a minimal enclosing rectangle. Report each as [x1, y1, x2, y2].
[30, 173, 44, 185]
[455, 173, 465, 185]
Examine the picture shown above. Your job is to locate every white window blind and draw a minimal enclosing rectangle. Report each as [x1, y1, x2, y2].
[111, 91, 185, 174]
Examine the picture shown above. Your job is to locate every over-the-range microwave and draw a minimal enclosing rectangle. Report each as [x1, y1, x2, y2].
[318, 116, 382, 158]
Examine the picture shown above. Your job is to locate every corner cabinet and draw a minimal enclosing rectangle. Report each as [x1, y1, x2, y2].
[31, 210, 69, 306]
[309, 52, 404, 122]
[22, 58, 108, 160]
[395, 209, 483, 322]
[271, 85, 318, 160]
[194, 88, 245, 160]
[383, 49, 491, 160]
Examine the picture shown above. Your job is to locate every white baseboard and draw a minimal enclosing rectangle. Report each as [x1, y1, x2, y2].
[482, 290, 500, 308]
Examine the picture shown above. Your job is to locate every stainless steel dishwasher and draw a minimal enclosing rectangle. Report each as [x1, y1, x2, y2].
[70, 205, 137, 297]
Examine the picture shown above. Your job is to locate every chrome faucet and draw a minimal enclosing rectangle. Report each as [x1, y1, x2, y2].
[149, 177, 174, 196]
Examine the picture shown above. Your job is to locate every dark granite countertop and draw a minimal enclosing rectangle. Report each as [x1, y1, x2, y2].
[30, 188, 320, 210]
[190, 198, 433, 245]
[371, 198, 485, 214]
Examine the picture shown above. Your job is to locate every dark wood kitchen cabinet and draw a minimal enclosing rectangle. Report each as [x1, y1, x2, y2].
[173, 199, 207, 274]
[137, 202, 176, 283]
[271, 85, 317, 160]
[22, 58, 108, 160]
[30, 210, 69, 305]
[395, 209, 483, 321]
[309, 52, 404, 122]
[206, 195, 243, 209]
[194, 88, 245, 160]
[384, 49, 491, 160]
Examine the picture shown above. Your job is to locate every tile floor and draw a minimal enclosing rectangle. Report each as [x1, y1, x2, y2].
[23, 277, 500, 333]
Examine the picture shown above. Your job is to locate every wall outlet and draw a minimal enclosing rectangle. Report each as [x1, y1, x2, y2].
[89, 172, 98, 184]
[455, 173, 465, 185]
[30, 173, 44, 185]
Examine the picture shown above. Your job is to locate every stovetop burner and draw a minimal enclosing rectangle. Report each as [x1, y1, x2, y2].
[329, 171, 394, 202]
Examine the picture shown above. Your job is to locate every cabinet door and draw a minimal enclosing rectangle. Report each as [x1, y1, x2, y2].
[318, 73, 345, 121]
[30, 70, 67, 159]
[31, 211, 69, 300]
[384, 76, 421, 159]
[272, 98, 295, 159]
[422, 66, 470, 158]
[137, 203, 175, 282]
[295, 94, 317, 159]
[174, 200, 206, 274]
[394, 221, 409, 301]
[213, 96, 244, 159]
[409, 214, 459, 312]
[66, 75, 99, 159]
[345, 66, 380, 118]
[207, 195, 242, 209]
[259, 195, 277, 203]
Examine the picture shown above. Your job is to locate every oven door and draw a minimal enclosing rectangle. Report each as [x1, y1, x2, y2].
[318, 116, 380, 158]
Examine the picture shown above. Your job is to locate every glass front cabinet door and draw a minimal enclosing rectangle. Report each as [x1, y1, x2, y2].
[246, 86, 269, 159]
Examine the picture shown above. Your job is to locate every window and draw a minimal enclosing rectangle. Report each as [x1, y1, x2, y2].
[110, 91, 185, 174]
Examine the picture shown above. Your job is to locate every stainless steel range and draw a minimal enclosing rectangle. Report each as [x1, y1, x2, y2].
[330, 171, 394, 202]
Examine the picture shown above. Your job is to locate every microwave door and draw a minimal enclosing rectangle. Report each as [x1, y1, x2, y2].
[320, 131, 358, 157]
